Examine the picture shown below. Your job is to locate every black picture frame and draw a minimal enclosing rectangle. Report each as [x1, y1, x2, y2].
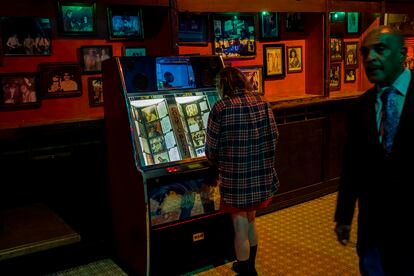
[346, 12, 360, 34]
[330, 37, 343, 62]
[88, 77, 103, 106]
[329, 63, 341, 91]
[107, 6, 144, 41]
[57, 1, 97, 35]
[329, 12, 346, 23]
[344, 42, 358, 67]
[213, 13, 256, 59]
[1, 17, 52, 56]
[123, 46, 146, 56]
[344, 68, 356, 83]
[285, 13, 304, 32]
[259, 12, 279, 40]
[178, 12, 208, 45]
[286, 46, 303, 73]
[0, 72, 41, 110]
[39, 62, 82, 98]
[238, 66, 264, 95]
[263, 44, 285, 78]
[80, 45, 113, 74]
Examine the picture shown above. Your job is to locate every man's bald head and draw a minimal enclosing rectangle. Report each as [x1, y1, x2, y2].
[360, 25, 407, 86]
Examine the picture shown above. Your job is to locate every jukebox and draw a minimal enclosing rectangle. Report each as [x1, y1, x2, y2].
[102, 55, 234, 275]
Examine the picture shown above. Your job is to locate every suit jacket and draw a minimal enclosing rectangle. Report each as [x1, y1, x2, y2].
[335, 71, 414, 249]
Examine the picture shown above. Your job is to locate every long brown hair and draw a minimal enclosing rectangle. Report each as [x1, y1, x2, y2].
[217, 67, 252, 98]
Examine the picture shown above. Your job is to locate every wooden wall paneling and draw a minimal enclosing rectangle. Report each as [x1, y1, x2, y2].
[101, 0, 169, 7]
[305, 13, 326, 96]
[177, 0, 327, 13]
[384, 2, 414, 13]
[274, 117, 325, 194]
[324, 102, 348, 180]
[328, 0, 384, 13]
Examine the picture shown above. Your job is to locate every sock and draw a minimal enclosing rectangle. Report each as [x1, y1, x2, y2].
[249, 245, 257, 267]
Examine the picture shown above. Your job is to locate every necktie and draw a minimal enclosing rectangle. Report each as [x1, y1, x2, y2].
[380, 87, 400, 154]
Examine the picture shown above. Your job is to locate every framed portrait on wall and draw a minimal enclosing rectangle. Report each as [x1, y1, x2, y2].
[57, 1, 96, 35]
[285, 12, 304, 32]
[344, 42, 358, 67]
[329, 63, 341, 91]
[80, 45, 113, 74]
[263, 44, 285, 78]
[39, 62, 82, 98]
[344, 68, 356, 83]
[0, 73, 40, 110]
[88, 77, 103, 106]
[346, 12, 360, 34]
[259, 12, 279, 40]
[286, 46, 303, 73]
[213, 13, 256, 59]
[178, 12, 208, 45]
[330, 37, 343, 62]
[238, 66, 264, 95]
[107, 6, 144, 41]
[123, 46, 146, 56]
[1, 17, 52, 56]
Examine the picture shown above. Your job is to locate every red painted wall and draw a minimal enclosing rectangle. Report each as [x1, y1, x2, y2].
[0, 0, 172, 129]
[179, 13, 325, 102]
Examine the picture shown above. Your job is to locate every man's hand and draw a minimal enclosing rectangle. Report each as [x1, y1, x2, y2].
[335, 224, 351, 246]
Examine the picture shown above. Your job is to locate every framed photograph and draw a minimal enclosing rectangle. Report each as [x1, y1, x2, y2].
[346, 12, 360, 34]
[57, 1, 96, 35]
[39, 62, 82, 98]
[238, 66, 264, 95]
[344, 68, 356, 83]
[88, 77, 103, 106]
[259, 12, 279, 40]
[213, 13, 256, 59]
[1, 17, 52, 56]
[107, 6, 144, 41]
[263, 44, 285, 78]
[405, 45, 414, 71]
[287, 46, 303, 73]
[385, 14, 414, 36]
[178, 12, 208, 45]
[80, 45, 113, 74]
[330, 37, 343, 62]
[123, 46, 146, 57]
[344, 42, 358, 67]
[0, 73, 40, 110]
[285, 13, 304, 32]
[330, 12, 346, 23]
[329, 63, 341, 91]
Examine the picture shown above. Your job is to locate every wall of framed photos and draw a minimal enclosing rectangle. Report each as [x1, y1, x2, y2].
[1, 0, 413, 129]
[178, 12, 325, 100]
[0, 0, 171, 129]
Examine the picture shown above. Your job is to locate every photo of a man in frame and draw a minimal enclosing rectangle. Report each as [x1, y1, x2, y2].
[59, 3, 95, 33]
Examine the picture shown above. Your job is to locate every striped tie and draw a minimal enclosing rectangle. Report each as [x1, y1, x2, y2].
[379, 87, 400, 154]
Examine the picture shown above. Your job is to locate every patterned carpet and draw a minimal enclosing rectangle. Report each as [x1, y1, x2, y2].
[49, 192, 360, 276]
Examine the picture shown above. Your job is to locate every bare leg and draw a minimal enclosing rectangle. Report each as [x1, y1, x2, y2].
[247, 211, 258, 246]
[232, 212, 250, 261]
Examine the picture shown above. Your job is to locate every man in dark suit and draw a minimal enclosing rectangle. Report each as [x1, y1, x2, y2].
[335, 25, 414, 275]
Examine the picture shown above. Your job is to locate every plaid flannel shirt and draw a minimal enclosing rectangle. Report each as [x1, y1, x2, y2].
[205, 93, 279, 209]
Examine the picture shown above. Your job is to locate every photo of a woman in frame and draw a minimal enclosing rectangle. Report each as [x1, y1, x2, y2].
[1, 76, 38, 106]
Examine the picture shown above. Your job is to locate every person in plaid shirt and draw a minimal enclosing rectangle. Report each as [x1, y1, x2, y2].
[205, 67, 279, 276]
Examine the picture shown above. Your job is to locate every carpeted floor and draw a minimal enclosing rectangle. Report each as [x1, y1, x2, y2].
[48, 192, 360, 276]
